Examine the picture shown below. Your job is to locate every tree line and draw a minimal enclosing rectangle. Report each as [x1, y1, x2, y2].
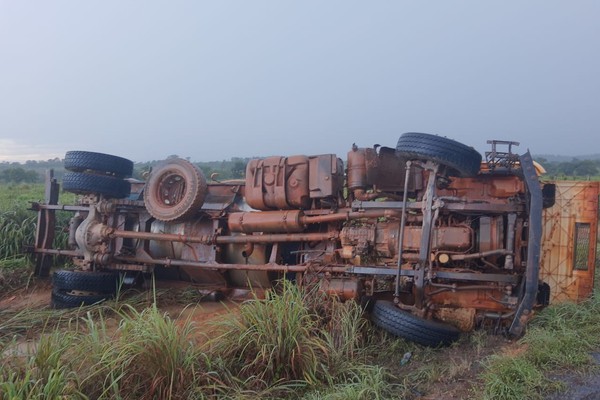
[1, 156, 599, 184]
[0, 157, 251, 184]
[536, 158, 600, 178]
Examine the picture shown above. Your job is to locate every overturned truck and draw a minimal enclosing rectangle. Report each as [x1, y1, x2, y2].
[31, 133, 599, 346]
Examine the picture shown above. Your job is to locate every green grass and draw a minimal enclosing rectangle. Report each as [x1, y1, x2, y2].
[116, 305, 203, 399]
[481, 296, 600, 399]
[1, 329, 87, 399]
[482, 356, 549, 400]
[1, 303, 210, 400]
[0, 212, 36, 259]
[4, 280, 600, 399]
[0, 183, 74, 292]
[1, 182, 600, 399]
[0, 183, 75, 258]
[300, 365, 399, 400]
[208, 281, 335, 389]
[0, 283, 405, 399]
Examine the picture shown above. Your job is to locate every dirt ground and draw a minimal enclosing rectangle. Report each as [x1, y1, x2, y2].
[0, 279, 240, 328]
[0, 280, 55, 311]
[3, 281, 600, 400]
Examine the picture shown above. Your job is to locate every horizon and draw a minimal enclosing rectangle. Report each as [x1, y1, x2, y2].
[2, 147, 599, 165]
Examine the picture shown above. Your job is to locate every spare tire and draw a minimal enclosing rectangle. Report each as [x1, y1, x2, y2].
[144, 158, 208, 222]
[63, 172, 131, 198]
[396, 132, 482, 177]
[64, 151, 134, 178]
[371, 301, 460, 347]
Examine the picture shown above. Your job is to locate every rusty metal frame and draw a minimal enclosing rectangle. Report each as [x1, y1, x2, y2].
[32, 170, 59, 277]
[508, 152, 542, 337]
[27, 139, 599, 338]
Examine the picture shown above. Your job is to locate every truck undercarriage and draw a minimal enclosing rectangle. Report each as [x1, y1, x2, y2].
[30, 132, 598, 346]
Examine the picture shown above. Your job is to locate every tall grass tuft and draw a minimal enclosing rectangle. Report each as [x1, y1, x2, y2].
[209, 280, 328, 389]
[207, 281, 402, 397]
[317, 297, 375, 385]
[322, 299, 368, 361]
[115, 304, 204, 399]
[0, 330, 87, 399]
[0, 213, 36, 260]
[0, 183, 44, 261]
[1, 303, 222, 399]
[70, 312, 125, 399]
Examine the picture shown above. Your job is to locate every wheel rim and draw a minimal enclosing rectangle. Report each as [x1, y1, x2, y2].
[155, 170, 187, 208]
[144, 158, 207, 221]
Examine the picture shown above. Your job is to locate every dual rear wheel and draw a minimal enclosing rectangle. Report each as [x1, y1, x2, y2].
[51, 270, 118, 309]
[63, 151, 134, 199]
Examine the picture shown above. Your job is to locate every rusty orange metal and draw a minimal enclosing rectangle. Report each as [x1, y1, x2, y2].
[30, 136, 600, 340]
[540, 181, 599, 303]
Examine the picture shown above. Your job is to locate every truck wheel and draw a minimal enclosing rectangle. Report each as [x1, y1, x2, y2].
[396, 132, 482, 177]
[53, 270, 118, 293]
[63, 172, 131, 198]
[371, 300, 460, 347]
[144, 158, 207, 221]
[64, 151, 134, 178]
[51, 288, 112, 309]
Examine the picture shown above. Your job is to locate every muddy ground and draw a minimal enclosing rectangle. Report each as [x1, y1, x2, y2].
[2, 281, 600, 400]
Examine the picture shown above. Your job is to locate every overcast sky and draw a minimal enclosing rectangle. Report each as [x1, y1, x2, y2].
[0, 1, 598, 163]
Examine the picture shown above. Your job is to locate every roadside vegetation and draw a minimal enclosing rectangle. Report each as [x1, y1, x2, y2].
[0, 157, 250, 184]
[3, 278, 600, 399]
[0, 184, 45, 293]
[1, 284, 404, 399]
[0, 184, 73, 293]
[481, 297, 600, 399]
[3, 154, 600, 185]
[2, 184, 600, 399]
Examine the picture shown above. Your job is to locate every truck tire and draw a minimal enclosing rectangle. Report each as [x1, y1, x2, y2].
[144, 158, 207, 221]
[396, 132, 482, 177]
[51, 288, 112, 309]
[63, 172, 131, 198]
[53, 270, 118, 293]
[371, 300, 460, 347]
[64, 151, 134, 178]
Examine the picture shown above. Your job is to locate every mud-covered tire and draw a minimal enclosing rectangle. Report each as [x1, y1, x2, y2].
[64, 151, 134, 178]
[371, 301, 460, 346]
[53, 270, 118, 293]
[144, 158, 207, 221]
[396, 132, 482, 177]
[51, 288, 112, 309]
[63, 172, 131, 198]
